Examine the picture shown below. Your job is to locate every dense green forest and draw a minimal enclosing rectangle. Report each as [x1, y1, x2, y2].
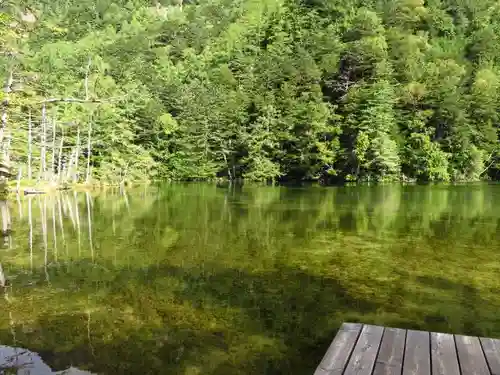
[1, 0, 500, 183]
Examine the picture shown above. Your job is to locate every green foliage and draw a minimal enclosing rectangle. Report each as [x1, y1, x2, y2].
[3, 0, 500, 182]
[344, 80, 401, 181]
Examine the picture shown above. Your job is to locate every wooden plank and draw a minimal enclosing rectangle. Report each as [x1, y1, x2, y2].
[313, 368, 331, 375]
[455, 335, 490, 375]
[403, 329, 430, 375]
[372, 327, 406, 375]
[343, 324, 384, 375]
[480, 337, 500, 375]
[431, 332, 460, 375]
[314, 323, 363, 375]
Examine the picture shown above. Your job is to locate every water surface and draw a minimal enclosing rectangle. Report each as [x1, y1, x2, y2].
[1, 183, 500, 374]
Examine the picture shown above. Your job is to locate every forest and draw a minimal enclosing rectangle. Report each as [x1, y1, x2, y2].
[1, 0, 500, 184]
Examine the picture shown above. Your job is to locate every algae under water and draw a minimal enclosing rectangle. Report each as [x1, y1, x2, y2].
[0, 183, 499, 374]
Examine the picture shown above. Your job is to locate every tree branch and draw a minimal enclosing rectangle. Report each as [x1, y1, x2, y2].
[479, 151, 498, 176]
[39, 98, 103, 104]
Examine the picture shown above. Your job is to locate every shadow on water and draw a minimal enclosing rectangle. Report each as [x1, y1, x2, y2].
[0, 262, 377, 374]
[0, 184, 499, 374]
[0, 261, 497, 374]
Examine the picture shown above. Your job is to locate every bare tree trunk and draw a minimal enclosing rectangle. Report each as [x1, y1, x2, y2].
[3, 132, 11, 166]
[57, 133, 64, 182]
[0, 261, 8, 303]
[51, 117, 57, 181]
[0, 107, 6, 145]
[221, 151, 232, 180]
[86, 121, 92, 183]
[41, 103, 47, 181]
[28, 109, 32, 180]
[37, 157, 42, 182]
[66, 148, 75, 182]
[74, 126, 80, 183]
[60, 161, 66, 183]
[0, 70, 12, 145]
[0, 262, 5, 288]
[16, 193, 22, 220]
[86, 192, 93, 261]
[0, 200, 10, 250]
[16, 167, 21, 194]
[0, 200, 10, 238]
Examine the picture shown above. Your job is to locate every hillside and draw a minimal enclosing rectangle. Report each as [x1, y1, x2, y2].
[1, 0, 500, 183]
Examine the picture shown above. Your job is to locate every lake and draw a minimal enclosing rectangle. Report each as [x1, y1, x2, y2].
[0, 183, 500, 374]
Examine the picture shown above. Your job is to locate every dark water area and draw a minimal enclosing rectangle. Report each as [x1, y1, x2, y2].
[0, 183, 500, 374]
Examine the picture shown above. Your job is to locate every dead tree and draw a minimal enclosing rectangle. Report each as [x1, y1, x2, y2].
[27, 109, 32, 180]
[86, 120, 92, 183]
[51, 117, 57, 181]
[40, 103, 47, 180]
[74, 126, 80, 183]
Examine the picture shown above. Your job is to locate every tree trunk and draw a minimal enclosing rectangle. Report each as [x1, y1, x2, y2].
[74, 126, 80, 183]
[0, 262, 5, 288]
[41, 103, 47, 180]
[57, 133, 64, 182]
[0, 70, 12, 145]
[16, 193, 22, 220]
[28, 109, 32, 180]
[66, 148, 75, 182]
[86, 121, 92, 183]
[0, 200, 10, 239]
[16, 167, 21, 194]
[51, 117, 57, 181]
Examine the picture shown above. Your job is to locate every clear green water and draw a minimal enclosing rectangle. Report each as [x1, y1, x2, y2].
[1, 183, 500, 374]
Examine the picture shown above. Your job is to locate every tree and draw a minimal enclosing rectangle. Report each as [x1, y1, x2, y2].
[343, 80, 401, 181]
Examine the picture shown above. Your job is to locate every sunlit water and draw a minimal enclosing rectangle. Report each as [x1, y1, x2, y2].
[0, 183, 500, 374]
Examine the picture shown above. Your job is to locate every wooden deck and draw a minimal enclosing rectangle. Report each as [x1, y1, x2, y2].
[314, 323, 500, 375]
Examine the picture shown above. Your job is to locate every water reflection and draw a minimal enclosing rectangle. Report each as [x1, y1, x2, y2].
[0, 345, 95, 374]
[0, 184, 498, 374]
